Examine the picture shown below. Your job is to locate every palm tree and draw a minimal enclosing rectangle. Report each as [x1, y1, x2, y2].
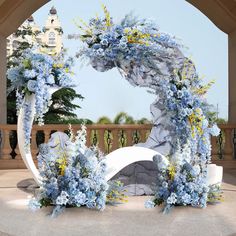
[113, 112, 135, 124]
[137, 118, 152, 124]
[97, 116, 112, 124]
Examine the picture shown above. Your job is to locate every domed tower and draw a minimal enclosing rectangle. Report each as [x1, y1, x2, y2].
[41, 6, 63, 55]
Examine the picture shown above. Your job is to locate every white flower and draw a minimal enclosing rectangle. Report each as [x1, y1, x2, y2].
[145, 200, 155, 208]
[46, 74, 55, 84]
[56, 191, 69, 205]
[167, 193, 177, 205]
[153, 154, 169, 171]
[191, 165, 201, 177]
[209, 124, 220, 136]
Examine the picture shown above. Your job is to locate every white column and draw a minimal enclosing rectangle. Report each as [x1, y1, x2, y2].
[0, 35, 6, 124]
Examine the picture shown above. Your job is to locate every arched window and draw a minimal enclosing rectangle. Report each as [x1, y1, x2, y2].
[48, 32, 56, 45]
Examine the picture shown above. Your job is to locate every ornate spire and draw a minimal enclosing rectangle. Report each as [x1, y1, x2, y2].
[50, 6, 57, 15]
[27, 15, 34, 22]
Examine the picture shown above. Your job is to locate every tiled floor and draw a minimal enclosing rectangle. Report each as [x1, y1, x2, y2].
[0, 169, 236, 236]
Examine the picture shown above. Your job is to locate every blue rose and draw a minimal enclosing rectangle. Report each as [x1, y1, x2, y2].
[27, 80, 37, 92]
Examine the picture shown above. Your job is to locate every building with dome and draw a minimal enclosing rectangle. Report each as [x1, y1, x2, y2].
[6, 6, 63, 56]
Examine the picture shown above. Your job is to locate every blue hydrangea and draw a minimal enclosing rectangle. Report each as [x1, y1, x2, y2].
[56, 191, 69, 205]
[144, 200, 155, 209]
[7, 49, 76, 148]
[29, 126, 109, 216]
[28, 198, 42, 211]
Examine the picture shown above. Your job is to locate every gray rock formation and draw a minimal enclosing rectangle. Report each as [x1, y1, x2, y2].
[111, 161, 158, 196]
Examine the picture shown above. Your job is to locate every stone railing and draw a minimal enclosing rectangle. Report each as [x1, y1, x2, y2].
[0, 124, 235, 169]
[0, 124, 151, 169]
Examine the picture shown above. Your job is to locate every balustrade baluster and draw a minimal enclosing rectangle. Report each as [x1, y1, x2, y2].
[126, 130, 133, 146]
[224, 128, 233, 160]
[120, 130, 126, 147]
[211, 136, 218, 160]
[31, 130, 38, 159]
[140, 129, 147, 143]
[106, 130, 112, 153]
[133, 130, 140, 144]
[217, 131, 224, 160]
[14, 143, 21, 160]
[1, 129, 12, 160]
[44, 130, 51, 143]
[92, 130, 98, 146]
[98, 129, 105, 152]
[111, 129, 118, 151]
[86, 128, 91, 147]
[233, 128, 236, 159]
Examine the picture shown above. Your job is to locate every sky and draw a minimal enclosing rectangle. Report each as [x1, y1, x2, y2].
[33, 0, 228, 122]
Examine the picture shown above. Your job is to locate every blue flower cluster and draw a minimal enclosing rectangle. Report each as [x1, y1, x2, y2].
[146, 153, 209, 212]
[71, 7, 221, 211]
[29, 125, 109, 217]
[70, 12, 180, 72]
[7, 49, 75, 149]
[8, 49, 75, 122]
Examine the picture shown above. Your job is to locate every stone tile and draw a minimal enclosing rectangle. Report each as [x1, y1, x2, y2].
[0, 169, 235, 236]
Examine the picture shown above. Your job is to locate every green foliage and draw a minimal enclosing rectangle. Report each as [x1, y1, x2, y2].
[153, 197, 164, 206]
[97, 116, 112, 124]
[64, 118, 93, 125]
[207, 184, 224, 203]
[137, 117, 152, 124]
[106, 180, 128, 205]
[96, 112, 152, 125]
[215, 118, 227, 124]
[39, 198, 52, 208]
[44, 88, 84, 124]
[113, 112, 135, 124]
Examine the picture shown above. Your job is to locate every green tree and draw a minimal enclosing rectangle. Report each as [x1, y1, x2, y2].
[97, 116, 112, 124]
[44, 88, 84, 124]
[113, 112, 135, 124]
[7, 21, 83, 124]
[137, 117, 152, 124]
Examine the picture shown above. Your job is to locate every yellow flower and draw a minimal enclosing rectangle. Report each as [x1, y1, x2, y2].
[168, 165, 176, 180]
[57, 155, 67, 176]
[102, 4, 112, 27]
[53, 63, 63, 68]
[193, 80, 215, 96]
[188, 109, 205, 137]
[125, 28, 151, 45]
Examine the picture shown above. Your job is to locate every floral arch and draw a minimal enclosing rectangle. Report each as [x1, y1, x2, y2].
[7, 6, 223, 215]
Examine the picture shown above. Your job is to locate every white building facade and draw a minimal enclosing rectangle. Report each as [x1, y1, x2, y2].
[7, 6, 63, 56]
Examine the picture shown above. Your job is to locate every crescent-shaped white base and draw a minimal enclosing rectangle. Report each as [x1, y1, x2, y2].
[17, 94, 42, 185]
[105, 147, 223, 186]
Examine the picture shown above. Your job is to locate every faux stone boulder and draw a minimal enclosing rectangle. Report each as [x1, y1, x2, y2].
[111, 161, 158, 196]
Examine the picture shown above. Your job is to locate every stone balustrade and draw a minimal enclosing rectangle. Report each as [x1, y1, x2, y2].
[0, 124, 235, 169]
[0, 124, 151, 169]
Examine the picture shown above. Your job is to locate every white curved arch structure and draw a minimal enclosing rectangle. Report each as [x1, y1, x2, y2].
[17, 94, 42, 185]
[104, 146, 223, 186]
[17, 94, 223, 187]
[105, 147, 161, 181]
